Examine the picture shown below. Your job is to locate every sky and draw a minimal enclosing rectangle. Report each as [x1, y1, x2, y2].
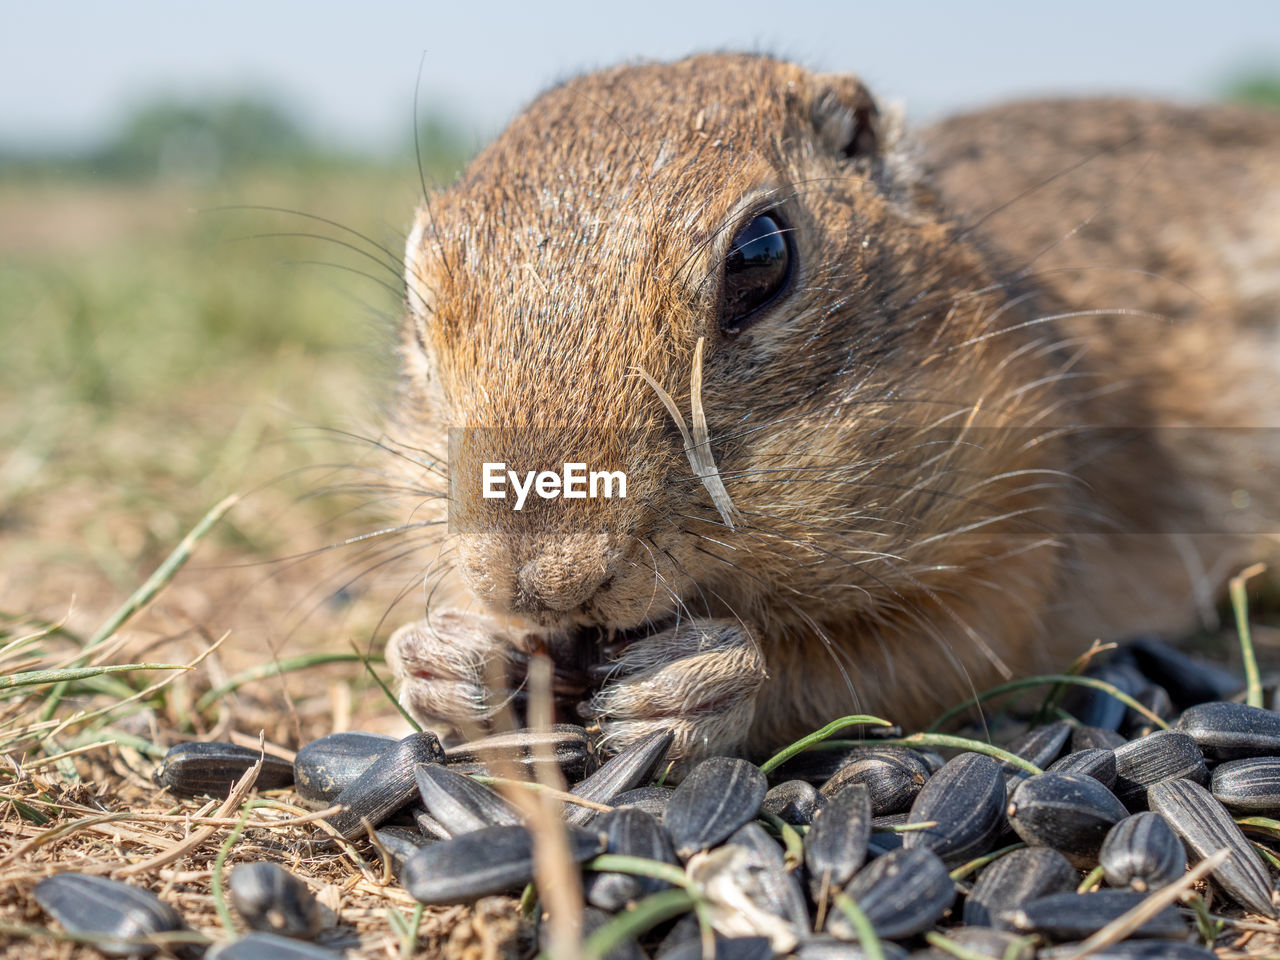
[4, 1, 1279, 152]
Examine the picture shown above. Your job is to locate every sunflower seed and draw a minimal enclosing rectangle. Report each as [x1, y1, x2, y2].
[939, 927, 1036, 960]
[228, 863, 322, 939]
[657, 935, 774, 960]
[292, 731, 396, 806]
[1047, 748, 1117, 788]
[207, 932, 346, 960]
[1128, 635, 1241, 709]
[689, 834, 806, 951]
[762, 779, 825, 825]
[1147, 777, 1278, 917]
[542, 905, 645, 960]
[771, 747, 869, 784]
[902, 753, 1006, 867]
[584, 808, 677, 912]
[867, 832, 904, 857]
[444, 724, 594, 779]
[828, 846, 954, 941]
[411, 804, 451, 840]
[1121, 684, 1174, 740]
[611, 785, 675, 819]
[728, 821, 810, 931]
[413, 761, 522, 835]
[33, 873, 185, 957]
[1211, 756, 1280, 813]
[1177, 701, 1280, 761]
[664, 757, 767, 859]
[1006, 772, 1127, 858]
[1060, 661, 1149, 731]
[564, 728, 675, 826]
[1071, 726, 1128, 752]
[1112, 729, 1207, 808]
[819, 748, 931, 816]
[962, 847, 1078, 928]
[401, 823, 605, 904]
[374, 826, 435, 878]
[1038, 941, 1216, 960]
[154, 741, 293, 799]
[1098, 812, 1185, 892]
[805, 783, 871, 899]
[1005, 721, 1072, 770]
[540, 911, 645, 960]
[1001, 889, 1187, 940]
[325, 732, 445, 840]
[791, 936, 909, 959]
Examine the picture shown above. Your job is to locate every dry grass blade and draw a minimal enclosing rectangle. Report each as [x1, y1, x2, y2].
[687, 336, 740, 530]
[1229, 562, 1267, 709]
[526, 654, 584, 960]
[632, 336, 739, 530]
[36, 632, 229, 747]
[114, 746, 264, 878]
[1054, 847, 1229, 960]
[473, 776, 614, 814]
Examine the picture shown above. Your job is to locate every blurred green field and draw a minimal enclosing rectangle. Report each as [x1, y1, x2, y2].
[0, 99, 469, 671]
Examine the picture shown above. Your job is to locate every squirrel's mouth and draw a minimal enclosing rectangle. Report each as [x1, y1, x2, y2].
[505, 617, 678, 722]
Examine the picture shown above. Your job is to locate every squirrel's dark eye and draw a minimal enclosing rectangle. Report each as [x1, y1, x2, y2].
[719, 212, 793, 333]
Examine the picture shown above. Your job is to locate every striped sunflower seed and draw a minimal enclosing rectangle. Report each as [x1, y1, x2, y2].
[324, 732, 445, 840]
[963, 847, 1078, 928]
[412, 761, 522, 836]
[228, 863, 322, 939]
[1098, 812, 1185, 892]
[292, 732, 396, 806]
[564, 728, 675, 826]
[584, 808, 678, 912]
[401, 824, 605, 904]
[664, 757, 767, 859]
[154, 741, 293, 799]
[1211, 756, 1280, 813]
[805, 783, 871, 900]
[33, 873, 185, 957]
[1001, 889, 1187, 940]
[1147, 777, 1278, 917]
[828, 846, 954, 941]
[1046, 748, 1117, 788]
[1111, 729, 1207, 808]
[902, 752, 1006, 867]
[1178, 701, 1280, 761]
[1006, 771, 1127, 858]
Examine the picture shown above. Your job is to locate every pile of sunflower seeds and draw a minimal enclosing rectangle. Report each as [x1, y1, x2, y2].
[31, 636, 1280, 958]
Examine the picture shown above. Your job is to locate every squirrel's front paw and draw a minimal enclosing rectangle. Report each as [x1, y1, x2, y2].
[583, 619, 766, 763]
[386, 609, 529, 742]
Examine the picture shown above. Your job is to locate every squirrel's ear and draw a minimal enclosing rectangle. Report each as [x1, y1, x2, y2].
[810, 74, 880, 161]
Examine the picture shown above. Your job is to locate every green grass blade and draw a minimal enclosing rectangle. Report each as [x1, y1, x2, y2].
[832, 891, 886, 960]
[759, 714, 893, 775]
[2, 663, 187, 691]
[349, 640, 421, 732]
[577, 888, 696, 960]
[584, 854, 689, 888]
[1229, 563, 1266, 709]
[817, 733, 1042, 774]
[194, 652, 383, 712]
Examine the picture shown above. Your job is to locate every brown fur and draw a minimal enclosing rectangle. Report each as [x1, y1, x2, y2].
[385, 54, 1280, 760]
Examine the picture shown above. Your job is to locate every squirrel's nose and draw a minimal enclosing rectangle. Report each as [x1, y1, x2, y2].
[514, 536, 612, 613]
